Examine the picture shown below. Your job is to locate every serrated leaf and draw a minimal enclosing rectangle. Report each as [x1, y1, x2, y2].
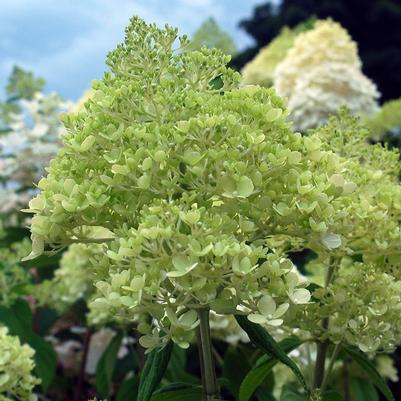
[343, 346, 394, 401]
[96, 331, 123, 398]
[239, 337, 302, 401]
[235, 316, 309, 394]
[137, 341, 173, 401]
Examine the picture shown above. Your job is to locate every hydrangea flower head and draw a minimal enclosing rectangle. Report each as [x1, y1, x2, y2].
[25, 17, 350, 348]
[241, 20, 313, 88]
[274, 20, 379, 131]
[0, 326, 40, 401]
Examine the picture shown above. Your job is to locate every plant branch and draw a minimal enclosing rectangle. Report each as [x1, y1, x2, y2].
[343, 358, 351, 401]
[313, 260, 335, 390]
[320, 342, 341, 393]
[197, 308, 219, 401]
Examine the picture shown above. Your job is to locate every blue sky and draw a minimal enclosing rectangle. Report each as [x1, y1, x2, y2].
[0, 0, 266, 101]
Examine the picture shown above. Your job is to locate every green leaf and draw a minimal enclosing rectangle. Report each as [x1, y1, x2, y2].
[21, 253, 61, 269]
[114, 351, 139, 382]
[116, 377, 139, 401]
[223, 346, 251, 398]
[280, 386, 307, 401]
[137, 341, 173, 401]
[34, 307, 59, 336]
[0, 298, 32, 341]
[351, 377, 378, 401]
[166, 345, 198, 383]
[151, 386, 202, 401]
[322, 390, 344, 401]
[235, 316, 309, 394]
[29, 335, 57, 391]
[0, 299, 56, 391]
[255, 387, 277, 401]
[239, 337, 302, 401]
[96, 331, 124, 398]
[343, 346, 394, 401]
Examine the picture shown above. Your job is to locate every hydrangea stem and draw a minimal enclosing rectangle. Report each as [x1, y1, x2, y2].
[197, 308, 219, 401]
[313, 340, 328, 389]
[313, 261, 335, 390]
[343, 359, 351, 401]
[320, 342, 341, 393]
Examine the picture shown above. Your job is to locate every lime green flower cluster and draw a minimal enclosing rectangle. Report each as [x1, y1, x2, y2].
[311, 110, 401, 259]
[293, 262, 401, 353]
[36, 243, 101, 312]
[25, 17, 350, 348]
[241, 21, 312, 88]
[0, 326, 40, 401]
[365, 98, 401, 141]
[274, 20, 379, 131]
[286, 110, 401, 353]
[0, 238, 31, 306]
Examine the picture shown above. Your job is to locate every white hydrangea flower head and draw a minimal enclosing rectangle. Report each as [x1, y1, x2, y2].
[0, 91, 71, 214]
[274, 20, 379, 131]
[241, 20, 313, 88]
[241, 27, 300, 88]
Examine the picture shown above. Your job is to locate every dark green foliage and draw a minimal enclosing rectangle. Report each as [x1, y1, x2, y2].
[235, 316, 308, 394]
[0, 298, 57, 391]
[137, 341, 174, 401]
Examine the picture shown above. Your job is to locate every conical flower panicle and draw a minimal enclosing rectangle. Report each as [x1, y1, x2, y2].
[26, 17, 350, 348]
